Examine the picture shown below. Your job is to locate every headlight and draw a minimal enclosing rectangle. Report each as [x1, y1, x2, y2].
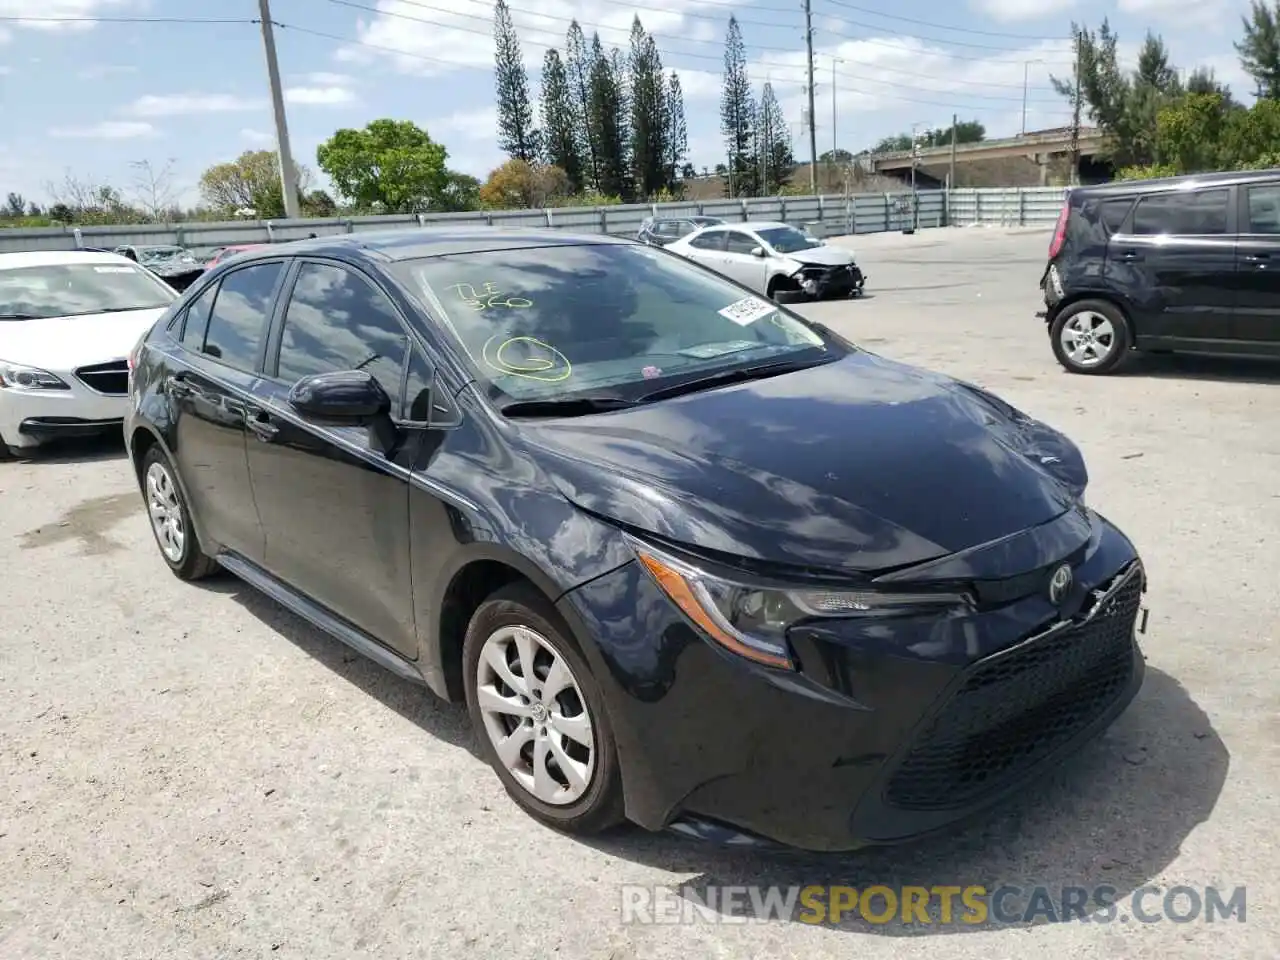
[0, 361, 69, 391]
[632, 540, 971, 670]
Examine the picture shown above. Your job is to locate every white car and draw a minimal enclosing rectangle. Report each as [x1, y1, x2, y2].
[0, 250, 178, 459]
[663, 220, 866, 302]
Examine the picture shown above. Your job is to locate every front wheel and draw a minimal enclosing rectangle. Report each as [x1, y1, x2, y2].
[1050, 299, 1132, 375]
[463, 583, 625, 835]
[141, 445, 219, 580]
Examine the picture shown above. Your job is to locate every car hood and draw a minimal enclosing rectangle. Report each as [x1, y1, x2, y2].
[783, 245, 856, 267]
[0, 307, 168, 371]
[517, 351, 1088, 576]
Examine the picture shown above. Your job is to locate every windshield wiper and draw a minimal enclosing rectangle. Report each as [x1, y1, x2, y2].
[500, 395, 639, 419]
[637, 356, 825, 403]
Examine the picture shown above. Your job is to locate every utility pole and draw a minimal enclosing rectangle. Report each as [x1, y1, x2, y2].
[1021, 61, 1029, 136]
[803, 0, 818, 194]
[257, 0, 301, 219]
[831, 56, 840, 189]
[949, 112, 957, 188]
[1069, 28, 1082, 186]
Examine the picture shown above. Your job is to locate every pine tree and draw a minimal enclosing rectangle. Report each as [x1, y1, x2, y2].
[628, 17, 668, 198]
[493, 0, 541, 162]
[757, 82, 793, 194]
[541, 49, 584, 191]
[1237, 1, 1280, 99]
[720, 15, 757, 197]
[565, 21, 599, 189]
[664, 72, 688, 190]
[588, 34, 630, 199]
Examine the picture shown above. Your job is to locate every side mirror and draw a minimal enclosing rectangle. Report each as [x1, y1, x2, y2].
[289, 369, 391, 423]
[750, 246, 766, 258]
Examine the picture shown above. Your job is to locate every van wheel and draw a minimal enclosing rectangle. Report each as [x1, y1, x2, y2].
[1050, 300, 1132, 375]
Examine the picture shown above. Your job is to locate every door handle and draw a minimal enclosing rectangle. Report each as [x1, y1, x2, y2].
[1116, 250, 1143, 262]
[245, 409, 280, 442]
[1244, 251, 1271, 261]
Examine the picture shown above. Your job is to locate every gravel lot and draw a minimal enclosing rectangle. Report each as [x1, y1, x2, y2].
[3, 226, 1277, 959]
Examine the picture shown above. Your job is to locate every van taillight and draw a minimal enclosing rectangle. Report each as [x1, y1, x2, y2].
[1047, 203, 1069, 259]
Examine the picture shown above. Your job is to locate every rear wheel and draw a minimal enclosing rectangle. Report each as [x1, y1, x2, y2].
[141, 445, 219, 580]
[1050, 299, 1132, 375]
[463, 583, 625, 835]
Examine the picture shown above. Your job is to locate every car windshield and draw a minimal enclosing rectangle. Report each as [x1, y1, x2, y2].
[0, 263, 177, 320]
[757, 226, 822, 254]
[139, 246, 187, 262]
[391, 243, 839, 404]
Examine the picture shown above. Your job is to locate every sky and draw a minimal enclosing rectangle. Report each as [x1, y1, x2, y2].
[0, 0, 1260, 208]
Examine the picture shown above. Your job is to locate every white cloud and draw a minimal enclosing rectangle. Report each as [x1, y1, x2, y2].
[285, 85, 357, 106]
[968, 0, 1079, 22]
[240, 128, 276, 146]
[0, 26, 10, 43]
[1118, 0, 1235, 29]
[125, 93, 266, 117]
[0, 0, 127, 31]
[431, 106, 500, 141]
[48, 120, 157, 139]
[300, 71, 356, 86]
[76, 63, 138, 79]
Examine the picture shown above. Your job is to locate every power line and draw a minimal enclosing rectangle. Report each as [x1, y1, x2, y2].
[817, 0, 1070, 41]
[0, 15, 256, 24]
[315, 0, 1066, 103]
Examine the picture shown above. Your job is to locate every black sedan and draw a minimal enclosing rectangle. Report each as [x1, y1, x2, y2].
[124, 228, 1149, 851]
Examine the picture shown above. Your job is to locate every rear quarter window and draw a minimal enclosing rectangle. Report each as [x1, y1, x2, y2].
[1098, 198, 1134, 234]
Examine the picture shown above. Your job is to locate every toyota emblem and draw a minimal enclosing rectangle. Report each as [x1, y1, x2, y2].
[1048, 563, 1073, 605]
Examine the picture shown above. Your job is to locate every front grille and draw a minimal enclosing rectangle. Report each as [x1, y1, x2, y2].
[74, 360, 129, 396]
[884, 568, 1143, 811]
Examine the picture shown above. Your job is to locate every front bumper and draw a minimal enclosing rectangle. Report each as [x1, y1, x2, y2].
[796, 263, 866, 299]
[558, 510, 1147, 852]
[0, 378, 129, 448]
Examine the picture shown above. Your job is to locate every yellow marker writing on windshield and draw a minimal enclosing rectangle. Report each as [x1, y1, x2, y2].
[482, 335, 572, 383]
[449, 281, 532, 310]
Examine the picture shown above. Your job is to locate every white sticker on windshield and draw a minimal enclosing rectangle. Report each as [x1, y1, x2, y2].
[718, 296, 776, 326]
[93, 266, 135, 273]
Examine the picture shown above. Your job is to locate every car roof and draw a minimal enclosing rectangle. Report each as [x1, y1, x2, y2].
[226, 226, 634, 265]
[700, 220, 788, 232]
[1072, 168, 1280, 198]
[0, 249, 138, 269]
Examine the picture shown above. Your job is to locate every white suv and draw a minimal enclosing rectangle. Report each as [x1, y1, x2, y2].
[0, 250, 178, 459]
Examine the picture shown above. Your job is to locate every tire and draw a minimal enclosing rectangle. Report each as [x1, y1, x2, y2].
[140, 445, 219, 581]
[463, 583, 625, 835]
[1050, 299, 1132, 375]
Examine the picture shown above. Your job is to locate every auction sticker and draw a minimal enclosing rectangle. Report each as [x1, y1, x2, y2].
[718, 296, 776, 326]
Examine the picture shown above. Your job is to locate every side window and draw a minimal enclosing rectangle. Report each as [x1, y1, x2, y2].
[180, 283, 218, 349]
[403, 345, 456, 425]
[724, 231, 758, 254]
[1132, 189, 1228, 236]
[689, 231, 724, 250]
[1246, 184, 1280, 234]
[202, 262, 282, 371]
[1098, 198, 1133, 234]
[275, 262, 408, 407]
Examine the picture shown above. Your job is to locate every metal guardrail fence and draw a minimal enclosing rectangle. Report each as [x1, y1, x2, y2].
[0, 187, 1066, 256]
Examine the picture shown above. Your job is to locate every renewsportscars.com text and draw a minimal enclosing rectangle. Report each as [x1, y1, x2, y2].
[620, 884, 1247, 926]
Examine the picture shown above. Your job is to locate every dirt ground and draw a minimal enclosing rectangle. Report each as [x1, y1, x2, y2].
[2, 226, 1277, 958]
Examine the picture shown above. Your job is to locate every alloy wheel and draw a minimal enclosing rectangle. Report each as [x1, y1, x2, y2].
[145, 461, 186, 563]
[1061, 310, 1116, 368]
[475, 625, 595, 806]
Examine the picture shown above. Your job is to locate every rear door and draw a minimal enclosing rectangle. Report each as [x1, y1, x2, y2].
[1109, 186, 1237, 347]
[169, 261, 285, 562]
[245, 258, 418, 659]
[683, 228, 728, 271]
[1233, 179, 1280, 350]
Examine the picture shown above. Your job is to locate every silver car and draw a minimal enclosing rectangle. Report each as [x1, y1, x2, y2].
[664, 221, 866, 302]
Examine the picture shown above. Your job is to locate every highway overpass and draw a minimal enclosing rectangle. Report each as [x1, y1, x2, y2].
[870, 127, 1110, 188]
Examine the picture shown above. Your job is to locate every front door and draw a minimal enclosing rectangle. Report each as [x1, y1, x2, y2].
[170, 261, 285, 561]
[244, 259, 419, 660]
[1233, 180, 1280, 350]
[1109, 186, 1237, 347]
[720, 230, 769, 293]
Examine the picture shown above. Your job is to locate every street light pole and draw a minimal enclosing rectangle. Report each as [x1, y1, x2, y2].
[1021, 61, 1029, 136]
[257, 0, 300, 219]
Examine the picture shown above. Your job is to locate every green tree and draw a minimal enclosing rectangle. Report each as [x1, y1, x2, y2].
[720, 15, 757, 198]
[757, 82, 793, 194]
[437, 172, 482, 212]
[198, 150, 311, 218]
[493, 0, 540, 163]
[301, 190, 337, 217]
[541, 49, 584, 191]
[316, 119, 450, 213]
[1237, 1, 1280, 98]
[588, 34, 630, 199]
[664, 72, 689, 189]
[628, 17, 668, 198]
[565, 20, 599, 190]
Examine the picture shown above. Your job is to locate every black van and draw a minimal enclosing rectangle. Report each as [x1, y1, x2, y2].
[1039, 169, 1280, 374]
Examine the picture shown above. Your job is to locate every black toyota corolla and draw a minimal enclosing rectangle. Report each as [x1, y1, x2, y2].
[124, 228, 1149, 851]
